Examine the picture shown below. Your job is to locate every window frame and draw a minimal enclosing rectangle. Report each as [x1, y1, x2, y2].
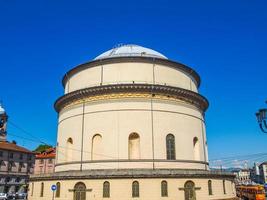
[223, 180, 226, 194]
[208, 180, 213, 195]
[161, 180, 168, 197]
[40, 182, 44, 197]
[166, 134, 176, 160]
[103, 181, 110, 198]
[55, 182, 60, 198]
[132, 181, 139, 198]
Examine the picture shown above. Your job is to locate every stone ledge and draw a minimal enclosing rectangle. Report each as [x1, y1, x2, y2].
[54, 83, 209, 112]
[30, 168, 235, 181]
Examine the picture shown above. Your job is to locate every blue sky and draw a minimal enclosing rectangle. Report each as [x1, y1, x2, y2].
[0, 0, 266, 165]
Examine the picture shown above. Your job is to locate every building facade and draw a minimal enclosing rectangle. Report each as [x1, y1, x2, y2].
[34, 148, 56, 175]
[232, 169, 251, 185]
[29, 44, 237, 200]
[259, 162, 267, 184]
[0, 105, 35, 194]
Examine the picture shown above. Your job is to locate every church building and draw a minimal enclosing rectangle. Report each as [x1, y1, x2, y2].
[29, 44, 237, 200]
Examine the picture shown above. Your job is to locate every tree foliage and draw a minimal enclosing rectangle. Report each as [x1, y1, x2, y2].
[34, 144, 52, 153]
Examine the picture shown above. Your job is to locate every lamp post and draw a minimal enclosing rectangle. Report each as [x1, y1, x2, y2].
[255, 102, 267, 133]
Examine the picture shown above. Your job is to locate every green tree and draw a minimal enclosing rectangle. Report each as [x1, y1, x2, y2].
[34, 144, 52, 153]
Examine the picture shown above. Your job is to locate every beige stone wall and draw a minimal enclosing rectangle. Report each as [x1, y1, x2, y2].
[55, 98, 207, 171]
[64, 62, 198, 94]
[29, 178, 236, 200]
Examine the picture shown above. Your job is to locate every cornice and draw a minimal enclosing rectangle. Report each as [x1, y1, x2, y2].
[54, 84, 209, 113]
[30, 169, 235, 181]
[62, 56, 201, 88]
[55, 158, 209, 167]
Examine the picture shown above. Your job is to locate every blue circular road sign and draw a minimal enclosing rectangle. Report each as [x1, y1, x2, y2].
[51, 185, 57, 191]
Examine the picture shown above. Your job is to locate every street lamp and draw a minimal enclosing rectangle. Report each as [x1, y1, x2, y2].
[256, 104, 267, 133]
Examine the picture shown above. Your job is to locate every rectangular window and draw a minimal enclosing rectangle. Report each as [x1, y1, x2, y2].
[0, 151, 3, 157]
[8, 161, 13, 171]
[9, 153, 13, 159]
[0, 160, 4, 166]
[27, 166, 31, 173]
[20, 154, 23, 160]
[18, 162, 23, 172]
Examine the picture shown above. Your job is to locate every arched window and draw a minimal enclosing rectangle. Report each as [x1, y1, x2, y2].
[184, 181, 196, 200]
[193, 137, 200, 160]
[40, 182, 44, 197]
[161, 181, 168, 197]
[66, 137, 73, 162]
[223, 180, 226, 194]
[166, 134, 175, 160]
[56, 182, 60, 198]
[132, 181, 139, 197]
[74, 182, 86, 200]
[91, 134, 103, 160]
[128, 133, 140, 159]
[208, 180, 212, 195]
[103, 181, 110, 198]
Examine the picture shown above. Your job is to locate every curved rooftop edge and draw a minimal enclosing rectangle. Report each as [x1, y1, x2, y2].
[94, 44, 168, 60]
[54, 84, 209, 113]
[62, 57, 201, 88]
[30, 168, 235, 181]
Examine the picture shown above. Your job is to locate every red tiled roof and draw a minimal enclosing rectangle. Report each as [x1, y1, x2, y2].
[35, 147, 56, 159]
[0, 141, 34, 154]
[36, 153, 56, 159]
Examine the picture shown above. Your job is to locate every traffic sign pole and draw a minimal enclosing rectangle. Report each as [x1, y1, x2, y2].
[51, 184, 57, 200]
[52, 190, 55, 200]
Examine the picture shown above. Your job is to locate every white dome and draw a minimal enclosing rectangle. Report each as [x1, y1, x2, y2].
[94, 44, 167, 60]
[0, 105, 5, 115]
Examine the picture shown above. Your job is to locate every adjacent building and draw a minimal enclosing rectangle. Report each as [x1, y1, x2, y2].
[0, 105, 35, 194]
[259, 162, 267, 184]
[34, 148, 56, 174]
[232, 169, 251, 185]
[29, 44, 237, 200]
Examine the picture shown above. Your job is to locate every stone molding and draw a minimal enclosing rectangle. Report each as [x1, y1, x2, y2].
[30, 169, 235, 181]
[54, 84, 209, 112]
[55, 158, 209, 167]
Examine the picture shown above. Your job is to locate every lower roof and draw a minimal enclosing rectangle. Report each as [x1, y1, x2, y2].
[0, 141, 34, 154]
